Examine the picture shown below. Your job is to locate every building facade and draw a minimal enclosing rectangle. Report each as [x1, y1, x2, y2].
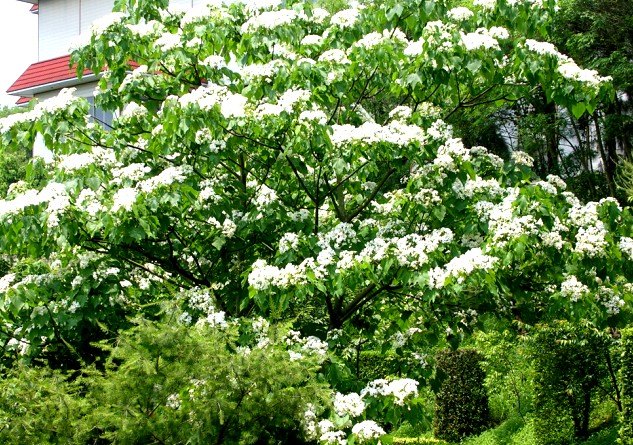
[7, 0, 202, 158]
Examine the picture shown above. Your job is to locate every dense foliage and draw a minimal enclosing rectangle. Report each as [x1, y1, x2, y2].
[529, 321, 615, 444]
[0, 0, 631, 442]
[433, 349, 490, 442]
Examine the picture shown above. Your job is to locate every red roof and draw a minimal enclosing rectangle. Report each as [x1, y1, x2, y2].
[7, 55, 92, 94]
[16, 97, 33, 105]
[30, 4, 38, 12]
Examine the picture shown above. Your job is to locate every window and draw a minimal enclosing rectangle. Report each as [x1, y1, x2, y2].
[86, 96, 114, 129]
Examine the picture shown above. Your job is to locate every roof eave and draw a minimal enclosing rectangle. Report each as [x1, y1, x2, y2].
[8, 74, 101, 97]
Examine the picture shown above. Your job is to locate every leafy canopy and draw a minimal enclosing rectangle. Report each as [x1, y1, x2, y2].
[0, 0, 629, 372]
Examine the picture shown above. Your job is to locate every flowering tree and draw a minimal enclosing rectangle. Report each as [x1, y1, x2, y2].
[0, 0, 631, 441]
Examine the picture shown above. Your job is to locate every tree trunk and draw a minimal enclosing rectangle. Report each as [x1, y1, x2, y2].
[593, 113, 618, 197]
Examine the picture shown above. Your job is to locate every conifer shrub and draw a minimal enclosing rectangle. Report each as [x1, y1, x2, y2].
[433, 348, 491, 443]
[0, 319, 330, 445]
[619, 327, 633, 444]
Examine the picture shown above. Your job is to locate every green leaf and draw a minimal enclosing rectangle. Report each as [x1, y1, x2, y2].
[571, 102, 586, 118]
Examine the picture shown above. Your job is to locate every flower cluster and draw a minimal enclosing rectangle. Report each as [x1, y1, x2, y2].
[560, 275, 589, 302]
[333, 392, 365, 417]
[360, 378, 419, 405]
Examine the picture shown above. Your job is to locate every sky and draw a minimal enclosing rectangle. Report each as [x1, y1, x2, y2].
[0, 1, 38, 108]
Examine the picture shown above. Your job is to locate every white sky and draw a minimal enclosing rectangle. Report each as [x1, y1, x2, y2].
[0, 1, 38, 108]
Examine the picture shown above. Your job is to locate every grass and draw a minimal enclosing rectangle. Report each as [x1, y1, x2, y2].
[394, 415, 619, 445]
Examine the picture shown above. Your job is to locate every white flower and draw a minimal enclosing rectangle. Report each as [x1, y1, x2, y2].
[460, 28, 500, 51]
[488, 26, 509, 39]
[560, 275, 589, 302]
[448, 7, 473, 21]
[474, 0, 496, 9]
[112, 187, 138, 212]
[525, 39, 565, 58]
[299, 109, 328, 124]
[620, 237, 633, 260]
[511, 151, 534, 167]
[351, 420, 385, 443]
[154, 31, 182, 50]
[320, 430, 347, 445]
[333, 392, 365, 417]
[574, 222, 607, 257]
[0, 273, 16, 293]
[330, 8, 360, 28]
[202, 55, 227, 69]
[90, 12, 126, 36]
[166, 393, 181, 409]
[279, 232, 300, 253]
[547, 174, 567, 190]
[558, 62, 611, 86]
[389, 105, 412, 121]
[241, 9, 298, 33]
[254, 184, 278, 208]
[360, 378, 419, 405]
[318, 49, 351, 65]
[301, 34, 323, 46]
[354, 31, 384, 49]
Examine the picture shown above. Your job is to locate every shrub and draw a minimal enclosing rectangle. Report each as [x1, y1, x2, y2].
[529, 321, 612, 445]
[0, 319, 330, 445]
[433, 349, 491, 443]
[356, 350, 403, 382]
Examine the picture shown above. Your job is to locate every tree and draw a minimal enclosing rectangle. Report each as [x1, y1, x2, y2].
[0, 106, 31, 198]
[0, 0, 631, 442]
[552, 0, 633, 197]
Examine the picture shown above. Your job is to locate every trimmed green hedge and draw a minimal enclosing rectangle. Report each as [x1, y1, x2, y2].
[394, 438, 451, 444]
[433, 349, 491, 443]
[356, 350, 403, 382]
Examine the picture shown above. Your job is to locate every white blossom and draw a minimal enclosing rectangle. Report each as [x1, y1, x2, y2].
[460, 28, 500, 51]
[241, 9, 298, 33]
[330, 8, 360, 28]
[112, 187, 138, 212]
[473, 0, 496, 9]
[511, 151, 534, 167]
[301, 34, 323, 46]
[279, 232, 300, 253]
[448, 7, 473, 21]
[333, 392, 365, 417]
[560, 275, 589, 302]
[0, 273, 16, 293]
[620, 237, 633, 260]
[574, 222, 608, 257]
[351, 420, 385, 443]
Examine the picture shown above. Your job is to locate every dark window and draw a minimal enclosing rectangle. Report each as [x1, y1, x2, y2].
[86, 96, 114, 129]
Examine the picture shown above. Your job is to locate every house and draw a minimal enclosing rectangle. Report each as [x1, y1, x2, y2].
[7, 0, 204, 159]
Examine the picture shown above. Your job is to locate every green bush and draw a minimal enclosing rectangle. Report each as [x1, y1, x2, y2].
[529, 321, 613, 445]
[356, 350, 403, 382]
[433, 349, 491, 443]
[0, 319, 329, 444]
[619, 327, 633, 444]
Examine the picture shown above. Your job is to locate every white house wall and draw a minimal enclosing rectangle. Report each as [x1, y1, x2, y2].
[38, 0, 242, 60]
[80, 0, 117, 35]
[39, 0, 81, 60]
